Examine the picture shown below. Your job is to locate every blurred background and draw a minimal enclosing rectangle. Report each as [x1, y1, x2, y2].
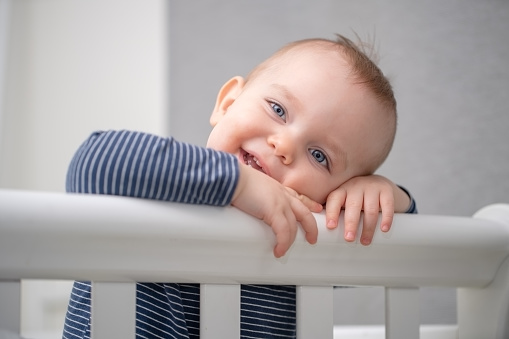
[0, 0, 508, 337]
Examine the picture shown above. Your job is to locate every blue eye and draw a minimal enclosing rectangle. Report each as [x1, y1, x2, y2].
[310, 149, 328, 167]
[271, 102, 286, 121]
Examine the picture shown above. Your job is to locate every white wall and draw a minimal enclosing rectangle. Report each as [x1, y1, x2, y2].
[0, 0, 168, 192]
[0, 0, 168, 337]
[0, 0, 10, 149]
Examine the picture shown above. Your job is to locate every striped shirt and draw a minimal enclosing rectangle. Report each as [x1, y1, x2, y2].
[62, 130, 297, 339]
[62, 130, 418, 339]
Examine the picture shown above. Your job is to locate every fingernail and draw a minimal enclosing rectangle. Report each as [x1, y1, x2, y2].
[361, 238, 371, 246]
[381, 224, 390, 232]
[327, 220, 337, 228]
[346, 232, 355, 241]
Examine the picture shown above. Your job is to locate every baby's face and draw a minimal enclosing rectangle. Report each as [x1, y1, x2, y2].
[207, 48, 389, 204]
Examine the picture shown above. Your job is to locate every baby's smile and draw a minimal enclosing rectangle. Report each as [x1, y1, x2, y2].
[241, 149, 267, 174]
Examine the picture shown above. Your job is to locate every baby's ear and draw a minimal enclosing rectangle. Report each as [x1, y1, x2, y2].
[210, 76, 245, 126]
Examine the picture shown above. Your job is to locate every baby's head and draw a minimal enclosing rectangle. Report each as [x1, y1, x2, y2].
[207, 35, 397, 204]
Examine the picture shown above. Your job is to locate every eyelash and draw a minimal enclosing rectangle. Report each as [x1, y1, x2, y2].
[270, 102, 286, 122]
[310, 149, 329, 169]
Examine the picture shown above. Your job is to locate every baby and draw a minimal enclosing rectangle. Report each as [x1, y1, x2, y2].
[63, 35, 416, 339]
[209, 36, 414, 254]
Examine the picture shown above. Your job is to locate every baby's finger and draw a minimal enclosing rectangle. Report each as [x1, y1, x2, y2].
[360, 193, 380, 246]
[325, 189, 346, 229]
[343, 192, 363, 242]
[379, 190, 395, 232]
[291, 198, 318, 245]
[299, 195, 324, 213]
[285, 187, 323, 213]
[271, 213, 297, 258]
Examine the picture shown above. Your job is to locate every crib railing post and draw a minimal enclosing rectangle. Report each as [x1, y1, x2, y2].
[385, 287, 420, 339]
[457, 203, 509, 339]
[0, 281, 21, 334]
[91, 282, 136, 339]
[296, 286, 334, 338]
[457, 255, 509, 339]
[200, 284, 240, 338]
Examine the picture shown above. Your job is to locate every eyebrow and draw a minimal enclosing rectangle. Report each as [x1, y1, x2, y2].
[269, 84, 303, 110]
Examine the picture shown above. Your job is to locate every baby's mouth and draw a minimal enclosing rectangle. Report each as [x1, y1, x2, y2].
[242, 150, 266, 174]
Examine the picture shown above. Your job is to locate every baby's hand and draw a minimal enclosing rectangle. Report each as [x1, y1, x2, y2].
[232, 164, 318, 258]
[285, 187, 324, 214]
[325, 175, 402, 246]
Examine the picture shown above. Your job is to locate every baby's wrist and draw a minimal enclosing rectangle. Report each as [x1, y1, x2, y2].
[231, 163, 248, 203]
[394, 185, 412, 212]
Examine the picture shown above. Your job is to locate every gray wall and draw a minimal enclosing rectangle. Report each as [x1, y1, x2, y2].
[168, 0, 509, 217]
[168, 0, 509, 325]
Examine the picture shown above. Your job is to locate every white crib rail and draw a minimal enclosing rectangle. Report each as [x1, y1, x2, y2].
[0, 189, 508, 338]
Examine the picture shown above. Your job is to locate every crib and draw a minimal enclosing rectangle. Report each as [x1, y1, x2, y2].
[0, 189, 508, 339]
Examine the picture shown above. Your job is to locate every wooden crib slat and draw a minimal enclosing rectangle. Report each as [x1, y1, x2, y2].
[200, 284, 240, 338]
[0, 281, 21, 334]
[385, 287, 420, 339]
[91, 282, 136, 339]
[296, 286, 334, 338]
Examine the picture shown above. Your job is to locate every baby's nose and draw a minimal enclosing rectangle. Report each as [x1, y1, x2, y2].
[268, 134, 295, 165]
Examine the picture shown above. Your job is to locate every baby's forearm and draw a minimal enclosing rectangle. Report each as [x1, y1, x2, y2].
[66, 130, 239, 206]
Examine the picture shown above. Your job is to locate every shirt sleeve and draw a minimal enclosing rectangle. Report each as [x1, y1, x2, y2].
[397, 185, 418, 214]
[66, 130, 239, 206]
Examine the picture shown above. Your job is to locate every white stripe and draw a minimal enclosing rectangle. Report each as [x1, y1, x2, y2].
[161, 138, 178, 201]
[135, 134, 155, 196]
[241, 300, 296, 315]
[88, 132, 110, 193]
[104, 130, 127, 194]
[113, 131, 134, 196]
[130, 133, 148, 196]
[242, 313, 296, 326]
[95, 131, 118, 193]
[242, 331, 296, 339]
[148, 138, 165, 198]
[201, 150, 217, 204]
[123, 132, 142, 195]
[136, 290, 187, 319]
[136, 305, 187, 337]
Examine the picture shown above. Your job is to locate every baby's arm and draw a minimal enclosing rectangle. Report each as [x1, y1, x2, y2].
[66, 130, 237, 206]
[324, 175, 417, 245]
[67, 130, 316, 257]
